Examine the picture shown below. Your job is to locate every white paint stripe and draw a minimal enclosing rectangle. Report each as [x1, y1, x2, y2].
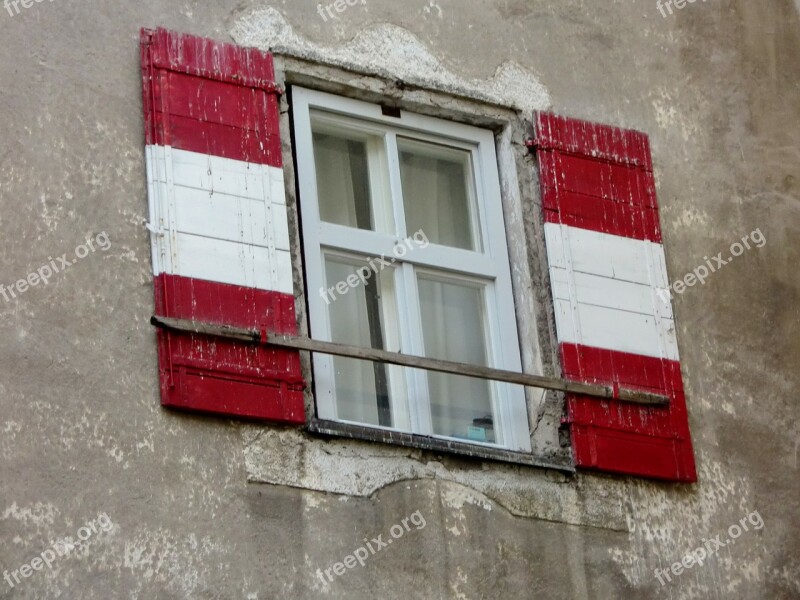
[552, 268, 672, 318]
[145, 145, 293, 294]
[172, 232, 293, 294]
[166, 148, 271, 201]
[553, 296, 679, 361]
[171, 186, 273, 249]
[546, 223, 663, 286]
[544, 223, 679, 360]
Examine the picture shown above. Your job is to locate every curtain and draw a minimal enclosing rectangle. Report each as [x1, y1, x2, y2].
[326, 258, 388, 426]
[313, 133, 372, 229]
[418, 277, 495, 443]
[399, 141, 476, 250]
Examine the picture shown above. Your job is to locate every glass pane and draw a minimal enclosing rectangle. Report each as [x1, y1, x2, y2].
[325, 255, 399, 427]
[417, 275, 496, 443]
[313, 131, 373, 229]
[399, 138, 481, 251]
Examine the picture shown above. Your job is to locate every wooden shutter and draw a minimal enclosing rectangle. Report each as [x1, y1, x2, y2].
[141, 28, 304, 423]
[532, 111, 696, 482]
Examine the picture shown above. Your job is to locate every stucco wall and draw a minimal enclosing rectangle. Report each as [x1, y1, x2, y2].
[0, 1, 798, 599]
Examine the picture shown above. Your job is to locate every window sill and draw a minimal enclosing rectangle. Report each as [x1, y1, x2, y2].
[307, 419, 575, 474]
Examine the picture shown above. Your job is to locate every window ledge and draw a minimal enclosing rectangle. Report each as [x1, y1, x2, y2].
[307, 419, 575, 474]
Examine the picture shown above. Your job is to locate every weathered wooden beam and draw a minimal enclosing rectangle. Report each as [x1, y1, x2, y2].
[150, 315, 670, 407]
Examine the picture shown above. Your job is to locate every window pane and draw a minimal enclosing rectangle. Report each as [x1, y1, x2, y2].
[313, 131, 374, 229]
[325, 255, 398, 427]
[417, 275, 496, 443]
[399, 138, 481, 251]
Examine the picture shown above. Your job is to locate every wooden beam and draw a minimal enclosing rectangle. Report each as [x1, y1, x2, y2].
[150, 315, 670, 407]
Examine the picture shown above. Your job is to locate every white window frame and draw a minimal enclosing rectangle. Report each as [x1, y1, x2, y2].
[292, 87, 531, 453]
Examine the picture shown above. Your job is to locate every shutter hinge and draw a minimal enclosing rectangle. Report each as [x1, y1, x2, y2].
[145, 221, 166, 237]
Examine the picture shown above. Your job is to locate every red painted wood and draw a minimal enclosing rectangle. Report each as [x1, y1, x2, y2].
[154, 273, 298, 333]
[561, 343, 697, 482]
[151, 106, 282, 166]
[165, 367, 303, 422]
[143, 27, 277, 92]
[541, 187, 662, 242]
[534, 111, 653, 171]
[535, 119, 662, 242]
[141, 28, 282, 166]
[154, 274, 305, 424]
[165, 72, 278, 133]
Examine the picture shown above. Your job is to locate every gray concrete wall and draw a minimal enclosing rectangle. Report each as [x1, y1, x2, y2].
[0, 1, 798, 598]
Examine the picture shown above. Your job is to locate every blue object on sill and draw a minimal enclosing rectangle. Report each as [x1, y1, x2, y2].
[467, 426, 487, 441]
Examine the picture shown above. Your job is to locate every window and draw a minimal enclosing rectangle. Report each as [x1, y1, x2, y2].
[142, 29, 695, 480]
[293, 88, 531, 452]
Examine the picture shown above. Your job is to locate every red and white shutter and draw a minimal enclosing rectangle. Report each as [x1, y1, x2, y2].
[532, 112, 696, 482]
[141, 28, 304, 423]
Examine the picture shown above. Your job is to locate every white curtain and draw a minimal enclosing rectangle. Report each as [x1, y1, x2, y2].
[326, 258, 382, 425]
[313, 133, 365, 228]
[399, 142, 476, 250]
[418, 277, 495, 443]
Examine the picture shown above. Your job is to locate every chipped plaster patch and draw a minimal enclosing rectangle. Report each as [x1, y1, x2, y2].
[242, 427, 629, 531]
[440, 482, 494, 537]
[2, 502, 58, 528]
[450, 565, 469, 600]
[422, 0, 443, 18]
[650, 86, 705, 143]
[3, 420, 22, 435]
[230, 7, 550, 115]
[303, 494, 324, 510]
[440, 484, 493, 513]
[670, 206, 712, 229]
[652, 96, 679, 132]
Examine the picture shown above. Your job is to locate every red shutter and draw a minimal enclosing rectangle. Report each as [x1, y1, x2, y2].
[532, 111, 696, 482]
[141, 28, 305, 423]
